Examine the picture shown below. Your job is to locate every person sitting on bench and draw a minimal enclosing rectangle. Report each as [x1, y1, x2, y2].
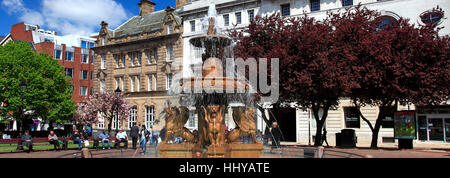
[99, 132, 111, 149]
[48, 131, 61, 151]
[72, 130, 83, 150]
[21, 130, 33, 153]
[116, 129, 128, 149]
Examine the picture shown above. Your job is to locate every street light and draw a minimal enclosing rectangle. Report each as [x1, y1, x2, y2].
[113, 87, 121, 133]
[19, 80, 26, 132]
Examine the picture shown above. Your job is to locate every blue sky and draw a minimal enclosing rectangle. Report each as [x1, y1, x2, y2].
[0, 0, 175, 37]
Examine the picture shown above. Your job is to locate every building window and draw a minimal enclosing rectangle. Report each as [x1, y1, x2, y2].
[130, 52, 135, 67]
[112, 112, 121, 130]
[91, 52, 94, 64]
[100, 79, 105, 93]
[115, 77, 120, 90]
[102, 37, 106, 46]
[65, 51, 74, 61]
[136, 76, 140, 92]
[121, 54, 126, 67]
[311, 0, 320, 12]
[190, 20, 195, 32]
[166, 45, 174, 62]
[235, 12, 242, 24]
[420, 11, 444, 25]
[377, 16, 398, 30]
[90, 87, 93, 95]
[381, 106, 396, 128]
[114, 54, 120, 68]
[129, 106, 137, 129]
[137, 52, 142, 66]
[147, 50, 153, 64]
[188, 112, 195, 128]
[166, 73, 172, 90]
[147, 75, 153, 91]
[65, 68, 73, 78]
[281, 4, 290, 16]
[80, 86, 88, 96]
[224, 14, 230, 26]
[154, 74, 157, 91]
[101, 55, 106, 69]
[97, 114, 105, 129]
[344, 107, 360, 128]
[131, 76, 135, 92]
[168, 23, 172, 34]
[81, 70, 89, 80]
[146, 106, 155, 128]
[54, 49, 62, 60]
[248, 9, 255, 22]
[82, 54, 89, 63]
[91, 72, 93, 80]
[81, 41, 94, 49]
[121, 77, 124, 91]
[342, 0, 353, 7]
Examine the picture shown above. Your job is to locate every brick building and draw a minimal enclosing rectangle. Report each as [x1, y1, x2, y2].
[92, 0, 183, 132]
[1, 22, 96, 130]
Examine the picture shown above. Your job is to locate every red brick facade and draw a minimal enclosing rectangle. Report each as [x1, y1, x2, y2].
[8, 22, 95, 104]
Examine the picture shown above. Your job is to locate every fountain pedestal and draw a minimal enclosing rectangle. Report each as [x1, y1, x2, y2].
[225, 143, 264, 158]
[158, 143, 196, 158]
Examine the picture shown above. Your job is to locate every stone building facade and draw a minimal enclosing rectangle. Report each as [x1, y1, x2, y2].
[177, 0, 450, 147]
[91, 0, 183, 132]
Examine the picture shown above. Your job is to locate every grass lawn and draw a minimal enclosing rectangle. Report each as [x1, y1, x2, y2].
[0, 142, 100, 152]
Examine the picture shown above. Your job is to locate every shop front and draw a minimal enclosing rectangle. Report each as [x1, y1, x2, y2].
[416, 106, 450, 143]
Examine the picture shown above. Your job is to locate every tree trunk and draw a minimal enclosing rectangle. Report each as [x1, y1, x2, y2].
[370, 107, 385, 149]
[107, 116, 113, 135]
[257, 105, 272, 129]
[312, 105, 329, 147]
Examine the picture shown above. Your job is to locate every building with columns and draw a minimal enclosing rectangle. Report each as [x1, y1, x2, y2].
[176, 0, 450, 147]
[91, 0, 183, 132]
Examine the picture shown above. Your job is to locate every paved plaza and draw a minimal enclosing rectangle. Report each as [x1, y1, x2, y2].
[0, 145, 449, 158]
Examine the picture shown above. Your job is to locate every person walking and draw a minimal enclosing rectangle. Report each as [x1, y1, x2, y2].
[270, 122, 282, 154]
[130, 123, 139, 149]
[321, 128, 329, 147]
[139, 125, 150, 155]
[48, 131, 60, 151]
[21, 130, 33, 153]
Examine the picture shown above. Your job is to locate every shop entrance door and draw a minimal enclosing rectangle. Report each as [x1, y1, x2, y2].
[428, 118, 444, 141]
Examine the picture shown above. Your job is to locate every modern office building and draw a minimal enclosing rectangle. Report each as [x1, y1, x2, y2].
[0, 22, 96, 131]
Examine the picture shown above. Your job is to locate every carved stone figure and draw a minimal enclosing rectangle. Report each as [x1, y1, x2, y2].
[207, 17, 216, 35]
[202, 105, 226, 146]
[164, 106, 195, 143]
[228, 107, 260, 144]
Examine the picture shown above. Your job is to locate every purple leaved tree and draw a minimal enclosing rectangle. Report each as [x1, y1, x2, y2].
[75, 91, 132, 134]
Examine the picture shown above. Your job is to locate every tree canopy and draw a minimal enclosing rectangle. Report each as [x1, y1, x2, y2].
[0, 41, 76, 130]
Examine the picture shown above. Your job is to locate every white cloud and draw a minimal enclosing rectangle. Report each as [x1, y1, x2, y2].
[1, 0, 130, 36]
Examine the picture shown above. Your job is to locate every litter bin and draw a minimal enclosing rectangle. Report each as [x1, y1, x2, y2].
[340, 129, 356, 148]
[335, 133, 341, 147]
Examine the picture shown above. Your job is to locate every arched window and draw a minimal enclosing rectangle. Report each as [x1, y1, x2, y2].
[377, 16, 398, 30]
[420, 11, 444, 25]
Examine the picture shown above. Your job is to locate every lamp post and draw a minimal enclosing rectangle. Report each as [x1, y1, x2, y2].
[19, 80, 26, 131]
[114, 87, 121, 133]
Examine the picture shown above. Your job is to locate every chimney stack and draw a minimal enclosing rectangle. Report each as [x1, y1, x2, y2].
[139, 0, 155, 17]
[176, 0, 188, 9]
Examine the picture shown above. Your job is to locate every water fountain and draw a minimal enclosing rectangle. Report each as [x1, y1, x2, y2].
[158, 2, 263, 158]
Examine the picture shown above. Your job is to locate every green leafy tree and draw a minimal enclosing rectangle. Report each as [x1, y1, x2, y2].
[0, 41, 76, 131]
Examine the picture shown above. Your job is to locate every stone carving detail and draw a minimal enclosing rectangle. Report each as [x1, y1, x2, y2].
[228, 107, 260, 144]
[164, 106, 195, 143]
[202, 105, 226, 146]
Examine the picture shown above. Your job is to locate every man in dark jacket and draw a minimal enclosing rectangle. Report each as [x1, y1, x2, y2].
[130, 123, 139, 149]
[22, 130, 33, 153]
[270, 122, 282, 154]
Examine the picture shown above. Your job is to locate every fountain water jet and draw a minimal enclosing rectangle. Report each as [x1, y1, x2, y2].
[158, 2, 263, 158]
